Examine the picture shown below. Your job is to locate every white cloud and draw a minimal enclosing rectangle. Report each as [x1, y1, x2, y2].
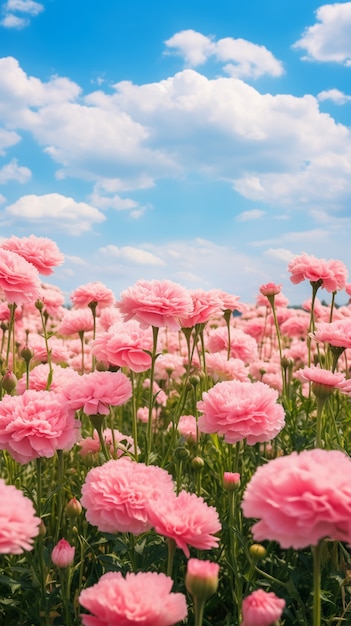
[263, 248, 295, 263]
[0, 158, 31, 183]
[164, 29, 284, 79]
[293, 2, 351, 64]
[0, 127, 21, 155]
[3, 193, 105, 234]
[236, 209, 266, 222]
[318, 88, 351, 104]
[0, 13, 27, 27]
[0, 193, 6, 204]
[5, 0, 43, 15]
[98, 245, 165, 266]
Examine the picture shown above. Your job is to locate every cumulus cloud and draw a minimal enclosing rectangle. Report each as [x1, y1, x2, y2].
[164, 29, 284, 79]
[236, 209, 266, 222]
[98, 245, 165, 266]
[318, 88, 351, 104]
[1, 0, 43, 28]
[3, 193, 105, 234]
[0, 158, 31, 183]
[293, 2, 351, 64]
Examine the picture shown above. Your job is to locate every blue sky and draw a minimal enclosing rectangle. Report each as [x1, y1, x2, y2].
[0, 0, 351, 306]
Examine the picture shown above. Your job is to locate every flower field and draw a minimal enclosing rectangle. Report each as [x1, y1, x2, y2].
[1, 237, 351, 625]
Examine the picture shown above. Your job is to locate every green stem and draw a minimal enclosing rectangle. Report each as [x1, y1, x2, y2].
[194, 596, 205, 626]
[145, 326, 159, 464]
[312, 541, 323, 626]
[315, 397, 326, 449]
[166, 537, 176, 578]
[130, 371, 138, 461]
[55, 450, 65, 543]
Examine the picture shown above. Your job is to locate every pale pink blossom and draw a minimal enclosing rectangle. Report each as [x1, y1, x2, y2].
[23, 334, 70, 365]
[38, 283, 65, 317]
[71, 281, 115, 310]
[16, 363, 80, 394]
[0, 248, 41, 305]
[177, 414, 197, 442]
[242, 448, 351, 549]
[56, 308, 94, 336]
[288, 252, 348, 293]
[211, 289, 242, 313]
[79, 571, 187, 626]
[179, 289, 221, 327]
[154, 353, 186, 382]
[241, 589, 285, 626]
[207, 327, 258, 363]
[310, 319, 351, 349]
[62, 370, 132, 416]
[147, 489, 221, 557]
[0, 390, 81, 464]
[51, 538, 75, 568]
[295, 365, 348, 392]
[92, 319, 152, 373]
[0, 479, 41, 554]
[118, 279, 194, 331]
[206, 352, 249, 382]
[81, 458, 175, 535]
[136, 406, 158, 423]
[259, 282, 282, 297]
[280, 310, 310, 339]
[198, 380, 285, 445]
[79, 428, 138, 459]
[1, 235, 64, 276]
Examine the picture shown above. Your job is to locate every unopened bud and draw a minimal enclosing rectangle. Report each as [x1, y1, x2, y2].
[1, 370, 17, 394]
[223, 472, 241, 491]
[65, 497, 82, 519]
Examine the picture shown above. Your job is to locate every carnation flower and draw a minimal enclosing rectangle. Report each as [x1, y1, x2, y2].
[295, 365, 348, 397]
[0, 479, 41, 554]
[241, 589, 286, 626]
[179, 288, 221, 327]
[242, 448, 351, 549]
[62, 370, 132, 415]
[118, 278, 194, 330]
[206, 327, 258, 363]
[79, 428, 138, 459]
[310, 319, 351, 350]
[56, 308, 94, 336]
[16, 363, 80, 395]
[1, 234, 64, 276]
[79, 571, 187, 626]
[185, 558, 220, 603]
[71, 281, 115, 309]
[197, 380, 285, 445]
[288, 252, 348, 293]
[0, 390, 81, 464]
[92, 319, 153, 373]
[147, 489, 221, 557]
[81, 458, 175, 535]
[0, 248, 41, 305]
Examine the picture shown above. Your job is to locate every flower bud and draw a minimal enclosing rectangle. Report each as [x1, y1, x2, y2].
[191, 455, 205, 470]
[65, 497, 82, 519]
[1, 370, 17, 394]
[223, 471, 241, 491]
[174, 446, 190, 460]
[249, 543, 267, 561]
[21, 346, 33, 365]
[185, 558, 219, 603]
[51, 539, 75, 568]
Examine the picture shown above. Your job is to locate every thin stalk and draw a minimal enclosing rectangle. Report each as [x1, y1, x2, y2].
[312, 541, 323, 626]
[145, 326, 159, 465]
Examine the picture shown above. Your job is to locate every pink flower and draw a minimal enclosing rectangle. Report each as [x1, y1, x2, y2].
[197, 380, 285, 445]
[0, 248, 41, 305]
[177, 414, 197, 442]
[179, 289, 221, 327]
[185, 558, 220, 602]
[147, 489, 221, 557]
[259, 282, 282, 297]
[79, 571, 187, 626]
[71, 281, 115, 309]
[0, 479, 40, 554]
[92, 320, 153, 373]
[118, 279, 194, 331]
[241, 589, 285, 626]
[295, 365, 348, 395]
[207, 327, 258, 363]
[63, 370, 132, 415]
[1, 234, 64, 276]
[38, 283, 65, 316]
[211, 289, 242, 313]
[16, 363, 80, 395]
[288, 252, 348, 293]
[0, 390, 81, 464]
[51, 538, 75, 568]
[56, 308, 94, 336]
[241, 448, 351, 549]
[206, 353, 249, 382]
[81, 458, 175, 535]
[79, 428, 138, 459]
[310, 319, 351, 349]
